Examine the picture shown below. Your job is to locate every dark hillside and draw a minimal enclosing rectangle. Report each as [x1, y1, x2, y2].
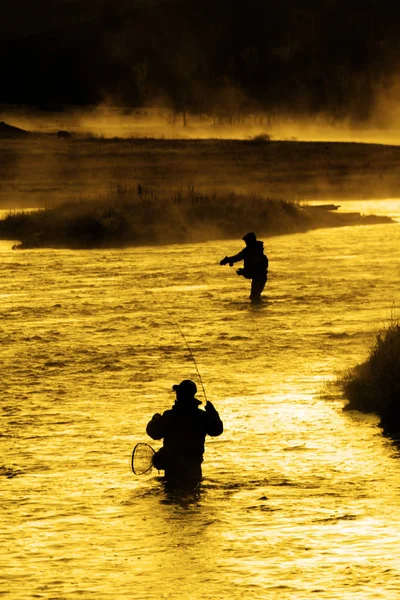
[0, 121, 29, 137]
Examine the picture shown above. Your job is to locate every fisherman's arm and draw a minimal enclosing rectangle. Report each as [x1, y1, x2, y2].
[220, 250, 245, 266]
[204, 401, 224, 436]
[146, 412, 165, 439]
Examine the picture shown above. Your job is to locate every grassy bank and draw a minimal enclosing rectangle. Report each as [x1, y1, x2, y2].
[0, 188, 393, 249]
[339, 323, 400, 434]
[2, 137, 400, 209]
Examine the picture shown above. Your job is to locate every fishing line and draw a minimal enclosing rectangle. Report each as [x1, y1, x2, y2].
[153, 297, 208, 403]
[167, 312, 208, 403]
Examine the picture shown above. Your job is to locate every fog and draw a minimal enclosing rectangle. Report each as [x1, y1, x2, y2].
[3, 104, 400, 146]
[2, 0, 400, 129]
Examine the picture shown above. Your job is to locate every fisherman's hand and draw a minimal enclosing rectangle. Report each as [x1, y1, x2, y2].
[220, 256, 229, 266]
[151, 413, 162, 420]
[205, 401, 217, 413]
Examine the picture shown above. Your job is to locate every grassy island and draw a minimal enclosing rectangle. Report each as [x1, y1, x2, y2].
[0, 188, 394, 249]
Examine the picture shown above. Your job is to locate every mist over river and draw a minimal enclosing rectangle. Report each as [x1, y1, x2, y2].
[2, 200, 400, 599]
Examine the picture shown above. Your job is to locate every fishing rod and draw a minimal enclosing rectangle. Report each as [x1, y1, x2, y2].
[167, 313, 208, 404]
[154, 298, 208, 403]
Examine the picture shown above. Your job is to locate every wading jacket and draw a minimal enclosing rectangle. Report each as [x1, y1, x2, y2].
[146, 398, 223, 466]
[226, 240, 268, 279]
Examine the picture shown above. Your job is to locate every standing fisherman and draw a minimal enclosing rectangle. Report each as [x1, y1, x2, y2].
[220, 232, 269, 304]
[146, 380, 223, 485]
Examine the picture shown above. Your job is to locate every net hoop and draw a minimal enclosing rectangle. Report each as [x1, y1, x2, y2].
[131, 442, 155, 475]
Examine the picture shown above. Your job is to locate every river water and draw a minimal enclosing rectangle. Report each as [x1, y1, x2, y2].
[2, 200, 400, 599]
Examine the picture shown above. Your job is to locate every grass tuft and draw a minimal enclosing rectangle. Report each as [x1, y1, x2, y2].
[339, 323, 400, 432]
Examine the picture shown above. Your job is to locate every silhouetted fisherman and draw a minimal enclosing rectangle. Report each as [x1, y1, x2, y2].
[220, 232, 269, 304]
[146, 380, 223, 484]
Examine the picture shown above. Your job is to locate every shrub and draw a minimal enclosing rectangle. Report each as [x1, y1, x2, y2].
[248, 133, 271, 144]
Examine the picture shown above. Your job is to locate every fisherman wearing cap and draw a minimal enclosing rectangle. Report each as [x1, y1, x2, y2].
[220, 232, 269, 304]
[146, 380, 223, 484]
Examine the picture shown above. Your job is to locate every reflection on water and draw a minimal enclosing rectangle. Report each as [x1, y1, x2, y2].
[1, 201, 400, 599]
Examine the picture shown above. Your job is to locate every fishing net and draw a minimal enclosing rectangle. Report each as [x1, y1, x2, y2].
[131, 443, 155, 475]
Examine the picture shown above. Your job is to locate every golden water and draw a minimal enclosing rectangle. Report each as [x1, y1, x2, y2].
[2, 201, 400, 599]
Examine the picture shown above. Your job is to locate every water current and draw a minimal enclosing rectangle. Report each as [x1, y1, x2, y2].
[2, 200, 400, 599]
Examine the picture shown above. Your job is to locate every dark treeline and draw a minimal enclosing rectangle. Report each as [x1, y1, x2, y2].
[2, 0, 400, 121]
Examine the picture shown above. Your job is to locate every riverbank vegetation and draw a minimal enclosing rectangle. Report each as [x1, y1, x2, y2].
[339, 323, 400, 434]
[0, 188, 393, 249]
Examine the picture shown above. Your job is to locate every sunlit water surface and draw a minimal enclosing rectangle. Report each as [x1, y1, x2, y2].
[2, 200, 400, 599]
